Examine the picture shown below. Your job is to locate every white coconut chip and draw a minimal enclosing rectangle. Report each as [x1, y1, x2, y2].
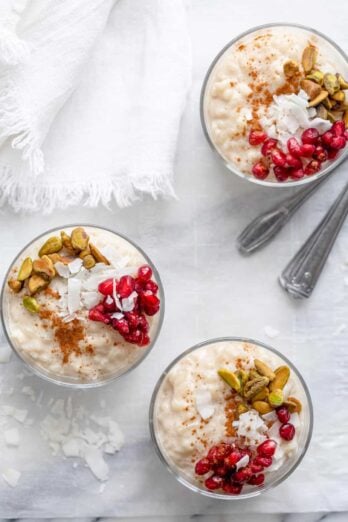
[84, 446, 109, 482]
[236, 454, 249, 471]
[55, 262, 71, 278]
[62, 313, 77, 323]
[4, 427, 20, 447]
[3, 406, 28, 423]
[121, 291, 138, 312]
[111, 312, 124, 320]
[264, 326, 279, 339]
[195, 388, 215, 420]
[68, 258, 83, 274]
[81, 291, 101, 310]
[262, 410, 278, 422]
[2, 468, 21, 487]
[67, 278, 81, 314]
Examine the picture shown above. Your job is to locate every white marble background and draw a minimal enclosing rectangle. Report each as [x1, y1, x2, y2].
[1, 0, 348, 520]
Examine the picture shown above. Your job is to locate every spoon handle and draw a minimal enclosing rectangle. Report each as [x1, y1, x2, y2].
[279, 182, 348, 298]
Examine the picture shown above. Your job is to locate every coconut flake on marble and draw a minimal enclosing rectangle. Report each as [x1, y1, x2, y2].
[67, 278, 81, 314]
[2, 406, 28, 423]
[4, 427, 20, 446]
[68, 258, 83, 274]
[195, 388, 215, 420]
[22, 386, 36, 401]
[264, 325, 280, 339]
[2, 468, 21, 487]
[84, 446, 109, 481]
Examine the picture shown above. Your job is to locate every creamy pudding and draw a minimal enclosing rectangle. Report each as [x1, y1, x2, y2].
[202, 25, 348, 183]
[2, 226, 163, 385]
[151, 339, 312, 496]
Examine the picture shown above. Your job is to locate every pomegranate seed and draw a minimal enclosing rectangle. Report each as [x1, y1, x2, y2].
[279, 423, 296, 441]
[257, 439, 277, 457]
[344, 129, 348, 140]
[261, 138, 277, 156]
[330, 136, 346, 150]
[287, 137, 302, 157]
[271, 148, 287, 167]
[290, 168, 305, 180]
[124, 311, 139, 330]
[248, 130, 267, 146]
[141, 291, 160, 316]
[137, 265, 153, 282]
[332, 120, 345, 137]
[248, 473, 265, 486]
[195, 458, 211, 475]
[138, 333, 150, 346]
[88, 308, 110, 324]
[137, 314, 149, 333]
[233, 467, 253, 483]
[112, 318, 130, 335]
[250, 462, 264, 473]
[224, 450, 242, 468]
[286, 154, 302, 169]
[253, 456, 272, 468]
[103, 295, 117, 312]
[207, 444, 232, 464]
[124, 329, 143, 344]
[98, 278, 114, 296]
[205, 475, 225, 490]
[300, 143, 316, 157]
[222, 481, 243, 494]
[304, 159, 321, 175]
[301, 128, 319, 144]
[273, 166, 289, 182]
[252, 161, 269, 180]
[213, 464, 229, 477]
[116, 275, 135, 298]
[322, 131, 334, 147]
[327, 148, 339, 160]
[276, 406, 290, 424]
[313, 145, 328, 162]
[144, 280, 159, 294]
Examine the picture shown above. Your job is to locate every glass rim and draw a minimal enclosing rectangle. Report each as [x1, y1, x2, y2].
[0, 223, 165, 389]
[149, 336, 314, 500]
[200, 22, 348, 188]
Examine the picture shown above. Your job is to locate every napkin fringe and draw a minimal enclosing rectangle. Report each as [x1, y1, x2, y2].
[0, 168, 176, 213]
[0, 28, 29, 65]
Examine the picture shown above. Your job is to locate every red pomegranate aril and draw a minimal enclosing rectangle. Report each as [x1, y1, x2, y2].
[313, 145, 328, 162]
[222, 482, 243, 495]
[89, 308, 110, 324]
[233, 467, 253, 483]
[116, 275, 135, 298]
[141, 291, 160, 316]
[250, 462, 264, 474]
[271, 148, 287, 167]
[195, 458, 211, 475]
[124, 329, 143, 344]
[332, 120, 345, 137]
[286, 154, 302, 169]
[248, 473, 265, 486]
[276, 406, 290, 424]
[137, 265, 153, 282]
[103, 295, 117, 312]
[344, 129, 348, 140]
[249, 130, 267, 146]
[213, 464, 230, 477]
[252, 161, 269, 180]
[257, 439, 277, 457]
[300, 143, 316, 157]
[253, 456, 272, 468]
[273, 166, 289, 182]
[207, 444, 232, 464]
[279, 423, 296, 441]
[330, 136, 346, 150]
[112, 318, 130, 335]
[287, 137, 302, 157]
[261, 138, 277, 156]
[224, 450, 242, 468]
[327, 148, 339, 160]
[322, 131, 334, 146]
[124, 311, 139, 330]
[301, 128, 319, 144]
[290, 168, 305, 179]
[138, 333, 150, 346]
[137, 314, 149, 333]
[304, 159, 321, 175]
[98, 278, 114, 296]
[205, 475, 225, 490]
[144, 280, 159, 294]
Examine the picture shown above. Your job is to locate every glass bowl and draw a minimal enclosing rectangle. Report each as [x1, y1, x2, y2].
[149, 337, 313, 499]
[1, 224, 164, 388]
[200, 23, 348, 187]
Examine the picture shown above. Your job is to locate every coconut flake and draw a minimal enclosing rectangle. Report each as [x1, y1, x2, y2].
[111, 312, 124, 320]
[81, 291, 101, 310]
[68, 258, 83, 274]
[262, 410, 278, 422]
[3, 406, 28, 423]
[68, 278, 81, 314]
[84, 446, 109, 481]
[55, 262, 71, 278]
[4, 428, 20, 447]
[62, 313, 77, 323]
[195, 388, 215, 420]
[2, 468, 21, 487]
[236, 411, 267, 445]
[264, 325, 279, 339]
[236, 454, 249, 471]
[121, 291, 138, 312]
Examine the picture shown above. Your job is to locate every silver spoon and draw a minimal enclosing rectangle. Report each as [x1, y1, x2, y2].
[279, 181, 348, 298]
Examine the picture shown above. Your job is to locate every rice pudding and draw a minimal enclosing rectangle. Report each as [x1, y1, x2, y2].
[2, 226, 163, 385]
[202, 25, 348, 183]
[151, 339, 312, 496]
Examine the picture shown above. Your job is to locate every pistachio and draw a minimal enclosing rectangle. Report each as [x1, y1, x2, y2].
[331, 91, 345, 103]
[17, 257, 33, 281]
[39, 236, 63, 257]
[301, 44, 317, 73]
[268, 389, 284, 408]
[301, 79, 322, 100]
[344, 110, 348, 127]
[316, 104, 328, 120]
[61, 231, 76, 254]
[323, 73, 340, 96]
[284, 396, 302, 413]
[89, 242, 110, 265]
[254, 359, 275, 380]
[283, 60, 299, 78]
[306, 70, 324, 85]
[70, 227, 89, 251]
[252, 386, 269, 402]
[32, 255, 55, 280]
[47, 253, 63, 264]
[327, 110, 340, 123]
[23, 296, 40, 314]
[243, 375, 269, 400]
[252, 400, 273, 415]
[83, 254, 96, 269]
[79, 248, 91, 259]
[218, 369, 241, 392]
[308, 90, 329, 107]
[337, 73, 348, 90]
[270, 366, 290, 391]
[28, 274, 48, 295]
[8, 279, 22, 293]
[322, 96, 334, 109]
[237, 403, 249, 416]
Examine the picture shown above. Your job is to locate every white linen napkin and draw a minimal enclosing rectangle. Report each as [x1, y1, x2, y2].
[0, 0, 191, 212]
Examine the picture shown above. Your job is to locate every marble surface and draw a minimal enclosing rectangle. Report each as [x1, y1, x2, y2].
[1, 0, 348, 519]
